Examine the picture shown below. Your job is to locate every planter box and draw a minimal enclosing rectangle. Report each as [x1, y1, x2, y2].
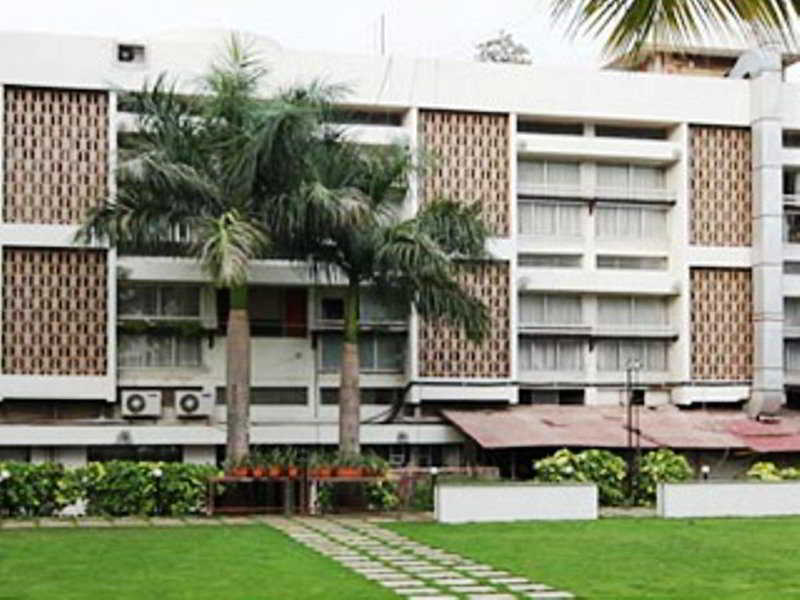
[657, 481, 800, 518]
[434, 481, 598, 523]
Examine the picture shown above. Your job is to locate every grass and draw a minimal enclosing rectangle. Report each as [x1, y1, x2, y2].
[389, 517, 800, 600]
[0, 524, 394, 600]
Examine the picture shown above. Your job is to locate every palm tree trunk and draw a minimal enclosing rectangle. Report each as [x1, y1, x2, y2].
[226, 284, 251, 467]
[339, 279, 361, 455]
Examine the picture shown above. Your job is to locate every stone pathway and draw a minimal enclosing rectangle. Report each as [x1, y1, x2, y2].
[268, 516, 575, 600]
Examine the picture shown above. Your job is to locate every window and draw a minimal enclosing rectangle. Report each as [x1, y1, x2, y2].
[786, 341, 800, 371]
[785, 211, 800, 243]
[519, 339, 584, 371]
[596, 163, 666, 198]
[317, 290, 408, 324]
[319, 333, 405, 371]
[118, 335, 201, 368]
[595, 205, 667, 239]
[117, 44, 146, 64]
[519, 389, 584, 405]
[786, 262, 800, 275]
[217, 287, 307, 337]
[518, 253, 581, 268]
[784, 130, 800, 148]
[519, 294, 582, 326]
[518, 201, 583, 237]
[517, 120, 583, 135]
[216, 387, 307, 405]
[597, 296, 668, 328]
[88, 445, 182, 463]
[787, 298, 800, 327]
[320, 388, 402, 405]
[518, 160, 580, 194]
[118, 285, 200, 318]
[596, 340, 668, 371]
[597, 255, 667, 270]
[595, 124, 668, 140]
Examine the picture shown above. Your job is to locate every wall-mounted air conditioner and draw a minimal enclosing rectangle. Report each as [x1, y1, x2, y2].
[121, 390, 162, 417]
[175, 389, 214, 418]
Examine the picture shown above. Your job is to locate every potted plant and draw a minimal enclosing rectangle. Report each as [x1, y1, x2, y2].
[283, 447, 300, 478]
[308, 450, 334, 478]
[227, 455, 251, 478]
[266, 448, 283, 478]
[335, 452, 362, 478]
[251, 451, 268, 478]
[363, 452, 389, 477]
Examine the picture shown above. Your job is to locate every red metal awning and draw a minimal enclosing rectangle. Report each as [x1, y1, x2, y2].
[442, 405, 748, 450]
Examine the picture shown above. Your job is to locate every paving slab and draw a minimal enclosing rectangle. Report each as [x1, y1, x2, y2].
[433, 577, 477, 586]
[407, 596, 458, 600]
[489, 577, 530, 585]
[466, 595, 516, 600]
[150, 518, 186, 527]
[508, 584, 553, 592]
[525, 593, 575, 599]
[377, 579, 425, 588]
[393, 588, 442, 596]
[450, 585, 497, 593]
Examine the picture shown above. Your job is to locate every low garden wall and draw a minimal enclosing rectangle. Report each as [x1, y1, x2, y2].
[434, 481, 598, 523]
[657, 481, 800, 518]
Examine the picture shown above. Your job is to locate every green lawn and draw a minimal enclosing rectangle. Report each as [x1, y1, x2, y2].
[0, 524, 394, 600]
[389, 517, 800, 600]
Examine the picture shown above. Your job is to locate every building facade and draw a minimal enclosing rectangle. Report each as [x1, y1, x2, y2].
[1, 30, 799, 466]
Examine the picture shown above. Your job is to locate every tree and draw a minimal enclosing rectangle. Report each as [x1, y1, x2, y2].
[552, 0, 800, 56]
[272, 139, 491, 455]
[78, 38, 362, 467]
[475, 30, 533, 64]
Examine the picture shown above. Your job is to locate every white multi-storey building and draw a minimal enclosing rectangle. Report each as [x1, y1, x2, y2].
[1, 30, 799, 467]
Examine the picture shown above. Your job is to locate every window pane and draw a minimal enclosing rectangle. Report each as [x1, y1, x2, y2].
[376, 335, 405, 370]
[595, 207, 616, 237]
[176, 337, 201, 367]
[642, 208, 667, 238]
[558, 204, 582, 236]
[634, 298, 666, 325]
[786, 341, 800, 370]
[548, 161, 580, 186]
[786, 298, 800, 326]
[597, 164, 628, 188]
[558, 340, 582, 370]
[532, 203, 557, 235]
[598, 297, 630, 325]
[518, 161, 545, 190]
[518, 341, 532, 370]
[646, 341, 668, 370]
[519, 295, 545, 324]
[597, 341, 619, 371]
[532, 340, 556, 370]
[632, 165, 665, 190]
[549, 295, 582, 324]
[321, 334, 342, 370]
[160, 286, 200, 317]
[518, 202, 534, 235]
[361, 292, 407, 322]
[118, 286, 157, 316]
[359, 335, 375, 369]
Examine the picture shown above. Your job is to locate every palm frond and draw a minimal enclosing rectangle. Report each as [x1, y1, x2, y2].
[196, 210, 270, 287]
[552, 0, 800, 56]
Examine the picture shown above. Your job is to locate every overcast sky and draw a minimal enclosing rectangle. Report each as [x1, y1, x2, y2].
[1, 0, 604, 66]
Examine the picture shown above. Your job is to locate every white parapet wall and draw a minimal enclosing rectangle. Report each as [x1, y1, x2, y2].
[434, 482, 598, 523]
[658, 481, 800, 518]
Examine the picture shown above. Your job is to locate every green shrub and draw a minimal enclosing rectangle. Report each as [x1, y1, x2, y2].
[74, 461, 219, 517]
[0, 461, 82, 517]
[366, 480, 399, 510]
[409, 478, 434, 511]
[747, 461, 800, 481]
[635, 448, 694, 505]
[533, 448, 627, 506]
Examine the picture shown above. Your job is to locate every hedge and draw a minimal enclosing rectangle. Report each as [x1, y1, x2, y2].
[0, 461, 219, 518]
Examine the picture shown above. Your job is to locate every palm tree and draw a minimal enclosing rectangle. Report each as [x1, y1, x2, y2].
[552, 0, 799, 56]
[272, 138, 491, 455]
[78, 38, 361, 467]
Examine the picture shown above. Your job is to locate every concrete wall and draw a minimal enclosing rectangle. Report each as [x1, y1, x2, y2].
[657, 481, 800, 518]
[435, 482, 598, 523]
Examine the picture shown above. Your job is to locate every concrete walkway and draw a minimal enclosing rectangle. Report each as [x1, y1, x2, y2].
[268, 516, 574, 600]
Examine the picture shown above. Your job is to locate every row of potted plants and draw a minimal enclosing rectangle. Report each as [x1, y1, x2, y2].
[225, 449, 390, 479]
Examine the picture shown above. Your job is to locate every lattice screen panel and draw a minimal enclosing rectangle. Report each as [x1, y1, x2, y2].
[689, 126, 752, 246]
[690, 268, 753, 381]
[3, 86, 108, 224]
[2, 248, 108, 375]
[418, 110, 510, 237]
[418, 261, 510, 378]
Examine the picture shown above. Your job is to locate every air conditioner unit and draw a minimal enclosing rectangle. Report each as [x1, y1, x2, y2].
[175, 389, 214, 418]
[121, 390, 162, 417]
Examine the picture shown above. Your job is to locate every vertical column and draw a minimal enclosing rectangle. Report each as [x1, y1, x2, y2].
[749, 50, 785, 414]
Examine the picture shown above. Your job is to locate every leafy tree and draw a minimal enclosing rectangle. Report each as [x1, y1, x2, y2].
[552, 0, 800, 56]
[475, 29, 533, 64]
[274, 138, 491, 454]
[78, 37, 361, 467]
